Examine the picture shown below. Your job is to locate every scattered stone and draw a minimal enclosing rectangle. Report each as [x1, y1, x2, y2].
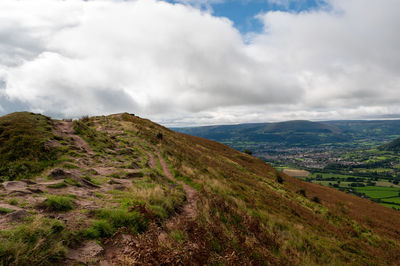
[126, 171, 144, 178]
[49, 168, 71, 179]
[67, 240, 104, 264]
[2, 181, 27, 191]
[109, 178, 123, 185]
[81, 178, 100, 188]
[38, 180, 65, 186]
[20, 179, 36, 185]
[113, 184, 126, 191]
[7, 190, 32, 196]
[5, 209, 29, 222]
[110, 179, 132, 190]
[27, 187, 44, 194]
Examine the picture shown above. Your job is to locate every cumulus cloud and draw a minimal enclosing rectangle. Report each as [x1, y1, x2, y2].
[0, 0, 399, 125]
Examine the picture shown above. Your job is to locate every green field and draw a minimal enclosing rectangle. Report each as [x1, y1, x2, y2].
[381, 203, 400, 210]
[355, 186, 400, 199]
[382, 197, 400, 204]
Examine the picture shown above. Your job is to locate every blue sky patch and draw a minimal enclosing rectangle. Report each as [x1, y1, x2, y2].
[165, 0, 324, 33]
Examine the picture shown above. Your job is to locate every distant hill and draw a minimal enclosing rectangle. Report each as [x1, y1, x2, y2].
[173, 120, 400, 150]
[1, 112, 400, 264]
[380, 137, 400, 151]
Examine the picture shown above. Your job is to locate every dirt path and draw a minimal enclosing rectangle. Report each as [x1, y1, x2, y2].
[101, 147, 200, 264]
[155, 148, 198, 220]
[54, 121, 94, 155]
[147, 152, 157, 170]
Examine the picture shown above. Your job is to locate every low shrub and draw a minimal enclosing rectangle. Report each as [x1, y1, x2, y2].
[276, 175, 284, 184]
[312, 196, 321, 204]
[243, 149, 252, 155]
[43, 195, 74, 212]
[297, 189, 307, 197]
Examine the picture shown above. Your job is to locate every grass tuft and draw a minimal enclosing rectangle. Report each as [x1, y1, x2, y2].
[85, 208, 148, 239]
[43, 195, 74, 212]
[0, 217, 67, 265]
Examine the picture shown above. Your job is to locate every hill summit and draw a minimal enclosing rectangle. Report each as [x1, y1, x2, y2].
[1, 112, 400, 265]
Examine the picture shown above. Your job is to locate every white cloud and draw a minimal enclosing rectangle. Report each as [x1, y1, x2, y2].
[0, 0, 400, 125]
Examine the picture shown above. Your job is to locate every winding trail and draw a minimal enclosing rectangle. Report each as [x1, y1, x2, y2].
[101, 147, 200, 264]
[155, 148, 198, 220]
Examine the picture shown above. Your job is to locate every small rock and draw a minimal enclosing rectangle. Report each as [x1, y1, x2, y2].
[113, 184, 126, 191]
[49, 168, 71, 179]
[20, 179, 36, 185]
[67, 240, 104, 263]
[2, 181, 27, 191]
[39, 180, 65, 186]
[27, 187, 44, 193]
[126, 171, 144, 178]
[5, 209, 29, 222]
[8, 190, 32, 196]
[109, 178, 123, 185]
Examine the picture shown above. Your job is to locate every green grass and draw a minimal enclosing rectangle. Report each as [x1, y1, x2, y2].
[85, 208, 148, 239]
[355, 186, 400, 199]
[8, 199, 18, 206]
[169, 229, 186, 243]
[65, 178, 81, 187]
[0, 112, 62, 181]
[62, 163, 78, 169]
[382, 197, 400, 204]
[0, 217, 67, 265]
[73, 119, 114, 153]
[0, 207, 14, 214]
[43, 195, 74, 212]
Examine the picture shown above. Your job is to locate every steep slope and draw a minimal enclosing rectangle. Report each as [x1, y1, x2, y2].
[0, 113, 400, 265]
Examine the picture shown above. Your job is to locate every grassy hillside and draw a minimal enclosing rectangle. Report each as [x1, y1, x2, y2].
[1, 113, 400, 265]
[0, 112, 62, 181]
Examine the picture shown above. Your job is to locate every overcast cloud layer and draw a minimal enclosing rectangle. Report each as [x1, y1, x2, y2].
[0, 0, 399, 126]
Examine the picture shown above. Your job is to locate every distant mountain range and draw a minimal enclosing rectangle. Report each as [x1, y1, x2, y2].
[173, 120, 400, 150]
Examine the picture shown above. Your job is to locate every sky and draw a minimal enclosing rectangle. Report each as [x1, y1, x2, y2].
[0, 0, 399, 126]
